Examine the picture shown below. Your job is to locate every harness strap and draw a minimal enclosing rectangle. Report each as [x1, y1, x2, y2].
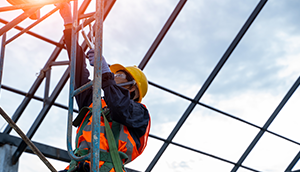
[103, 112, 123, 172]
[68, 149, 128, 172]
[112, 121, 120, 147]
[74, 149, 127, 162]
[70, 106, 126, 172]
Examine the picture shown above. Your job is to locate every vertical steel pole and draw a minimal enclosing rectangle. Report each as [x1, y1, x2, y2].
[91, 0, 104, 171]
[0, 33, 6, 90]
[44, 68, 51, 107]
[67, 0, 79, 160]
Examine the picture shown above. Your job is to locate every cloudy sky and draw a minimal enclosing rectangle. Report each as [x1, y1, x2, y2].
[1, 0, 300, 171]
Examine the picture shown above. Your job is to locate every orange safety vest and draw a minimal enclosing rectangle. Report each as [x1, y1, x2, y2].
[71, 99, 150, 171]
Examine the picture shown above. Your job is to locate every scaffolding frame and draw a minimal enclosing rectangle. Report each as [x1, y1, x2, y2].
[0, 0, 300, 172]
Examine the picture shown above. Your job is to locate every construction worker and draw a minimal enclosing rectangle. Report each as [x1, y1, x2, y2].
[56, 3, 151, 172]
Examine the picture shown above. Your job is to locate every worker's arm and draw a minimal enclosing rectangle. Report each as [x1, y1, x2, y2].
[102, 73, 149, 131]
[58, 2, 149, 142]
[63, 28, 149, 131]
[102, 73, 149, 149]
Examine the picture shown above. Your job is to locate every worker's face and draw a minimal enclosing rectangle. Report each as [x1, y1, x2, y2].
[114, 71, 136, 91]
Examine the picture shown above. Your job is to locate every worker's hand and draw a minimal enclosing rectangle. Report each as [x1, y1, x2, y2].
[55, 2, 72, 25]
[87, 49, 111, 73]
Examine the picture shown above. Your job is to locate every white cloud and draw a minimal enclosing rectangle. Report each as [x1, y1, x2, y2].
[1, 0, 300, 172]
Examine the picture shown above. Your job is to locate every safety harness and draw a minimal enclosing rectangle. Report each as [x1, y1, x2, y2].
[68, 107, 128, 172]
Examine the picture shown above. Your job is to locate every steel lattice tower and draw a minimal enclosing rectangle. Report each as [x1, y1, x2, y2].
[0, 0, 300, 172]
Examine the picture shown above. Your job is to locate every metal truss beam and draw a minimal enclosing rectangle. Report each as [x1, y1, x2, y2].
[3, 37, 65, 134]
[138, 0, 187, 70]
[286, 150, 300, 171]
[0, 133, 71, 162]
[149, 81, 300, 146]
[1, 84, 78, 113]
[0, 33, 6, 88]
[11, 66, 70, 164]
[1, 0, 299, 171]
[0, 18, 65, 48]
[0, 133, 140, 172]
[145, 0, 267, 170]
[232, 76, 300, 171]
[148, 134, 260, 172]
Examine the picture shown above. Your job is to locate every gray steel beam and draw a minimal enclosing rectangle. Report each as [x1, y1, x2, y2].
[232, 76, 300, 172]
[78, 0, 91, 15]
[0, 107, 58, 172]
[138, 0, 187, 70]
[285, 151, 300, 171]
[149, 81, 300, 146]
[0, 33, 6, 89]
[0, 7, 41, 36]
[145, 0, 266, 171]
[3, 37, 64, 134]
[0, 18, 65, 48]
[1, 84, 78, 113]
[5, 7, 59, 45]
[0, 133, 71, 162]
[44, 68, 51, 107]
[11, 67, 70, 164]
[0, 133, 141, 171]
[148, 134, 259, 172]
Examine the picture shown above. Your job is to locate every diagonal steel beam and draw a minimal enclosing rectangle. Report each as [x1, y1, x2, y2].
[8, 0, 116, 165]
[0, 7, 41, 36]
[0, 18, 64, 48]
[145, 0, 267, 171]
[3, 37, 64, 134]
[138, 0, 187, 70]
[231, 76, 300, 172]
[0, 0, 73, 12]
[149, 81, 300, 147]
[0, 107, 58, 172]
[1, 84, 78, 113]
[5, 7, 60, 45]
[0, 32, 6, 88]
[148, 134, 260, 172]
[78, 0, 92, 16]
[285, 150, 300, 172]
[0, 133, 71, 162]
[11, 66, 70, 164]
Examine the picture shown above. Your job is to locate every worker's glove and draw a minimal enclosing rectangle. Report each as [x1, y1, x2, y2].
[87, 49, 111, 73]
[55, 2, 72, 25]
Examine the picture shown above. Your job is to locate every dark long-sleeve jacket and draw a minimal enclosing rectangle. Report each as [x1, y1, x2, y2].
[63, 29, 149, 150]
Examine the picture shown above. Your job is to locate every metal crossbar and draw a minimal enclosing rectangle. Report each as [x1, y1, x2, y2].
[0, 107, 57, 172]
[0, 0, 300, 171]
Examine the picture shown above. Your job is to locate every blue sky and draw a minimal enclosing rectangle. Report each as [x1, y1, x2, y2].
[1, 0, 300, 171]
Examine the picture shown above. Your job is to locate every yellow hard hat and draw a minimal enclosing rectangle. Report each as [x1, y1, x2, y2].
[110, 64, 148, 103]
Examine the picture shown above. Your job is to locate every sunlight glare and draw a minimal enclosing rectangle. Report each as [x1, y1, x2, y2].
[7, 0, 59, 5]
